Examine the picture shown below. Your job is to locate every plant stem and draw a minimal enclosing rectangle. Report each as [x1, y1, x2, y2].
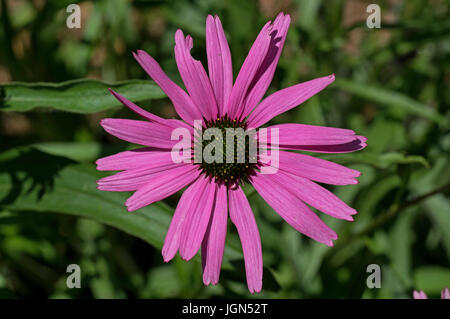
[333, 181, 450, 250]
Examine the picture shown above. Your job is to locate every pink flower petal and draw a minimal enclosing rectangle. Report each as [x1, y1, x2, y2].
[107, 89, 165, 124]
[266, 170, 357, 221]
[206, 15, 233, 116]
[133, 50, 203, 124]
[125, 165, 200, 211]
[225, 21, 272, 119]
[97, 164, 184, 192]
[96, 148, 188, 172]
[413, 290, 428, 299]
[175, 30, 218, 120]
[258, 124, 367, 153]
[259, 123, 357, 146]
[108, 89, 192, 130]
[442, 287, 450, 299]
[201, 183, 228, 285]
[292, 136, 368, 153]
[247, 74, 335, 128]
[228, 186, 262, 294]
[179, 175, 216, 261]
[239, 13, 291, 120]
[251, 172, 338, 246]
[260, 150, 360, 185]
[100, 118, 186, 149]
[162, 177, 206, 262]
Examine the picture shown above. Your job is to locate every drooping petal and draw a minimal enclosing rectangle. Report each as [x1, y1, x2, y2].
[179, 175, 216, 261]
[162, 177, 206, 262]
[108, 89, 192, 130]
[133, 50, 203, 124]
[108, 89, 165, 124]
[239, 13, 291, 120]
[125, 165, 200, 211]
[258, 124, 367, 153]
[175, 30, 218, 120]
[206, 15, 233, 116]
[259, 123, 357, 146]
[100, 118, 189, 149]
[97, 164, 184, 192]
[263, 169, 357, 221]
[96, 148, 190, 172]
[247, 74, 335, 128]
[225, 21, 272, 119]
[202, 182, 228, 285]
[251, 172, 338, 246]
[292, 136, 368, 153]
[228, 186, 262, 294]
[259, 150, 360, 185]
[413, 290, 428, 299]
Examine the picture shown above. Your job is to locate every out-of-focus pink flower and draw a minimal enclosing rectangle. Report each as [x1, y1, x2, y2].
[413, 287, 450, 299]
[96, 13, 367, 293]
[413, 290, 428, 299]
[442, 287, 450, 299]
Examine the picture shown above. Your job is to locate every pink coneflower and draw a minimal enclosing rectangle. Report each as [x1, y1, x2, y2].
[96, 12, 367, 293]
[413, 287, 450, 299]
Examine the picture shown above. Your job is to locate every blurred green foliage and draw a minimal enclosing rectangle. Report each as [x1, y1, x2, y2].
[0, 0, 449, 298]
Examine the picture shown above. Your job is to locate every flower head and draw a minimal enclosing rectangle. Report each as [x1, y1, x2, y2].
[96, 12, 367, 293]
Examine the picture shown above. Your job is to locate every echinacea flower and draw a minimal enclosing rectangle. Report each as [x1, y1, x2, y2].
[413, 287, 450, 299]
[96, 12, 367, 293]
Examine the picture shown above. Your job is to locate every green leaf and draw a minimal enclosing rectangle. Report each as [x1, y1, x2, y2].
[295, 0, 322, 31]
[32, 142, 126, 162]
[425, 196, 450, 260]
[414, 266, 450, 295]
[0, 147, 242, 264]
[353, 174, 402, 231]
[410, 157, 450, 259]
[334, 79, 447, 126]
[388, 211, 415, 288]
[0, 79, 165, 114]
[142, 266, 182, 298]
[0, 147, 172, 248]
[164, 2, 206, 37]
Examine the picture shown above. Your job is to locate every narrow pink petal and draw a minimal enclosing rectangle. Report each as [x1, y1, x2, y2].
[97, 164, 184, 192]
[162, 177, 205, 262]
[266, 170, 357, 221]
[228, 186, 262, 294]
[290, 136, 368, 153]
[258, 124, 367, 153]
[225, 22, 272, 119]
[442, 287, 450, 299]
[179, 175, 216, 261]
[247, 74, 335, 128]
[133, 50, 203, 124]
[202, 183, 228, 285]
[108, 89, 192, 130]
[413, 290, 428, 299]
[259, 123, 357, 146]
[108, 89, 166, 125]
[251, 172, 338, 246]
[239, 13, 291, 120]
[175, 30, 218, 120]
[125, 165, 200, 211]
[206, 15, 233, 116]
[100, 118, 186, 149]
[96, 148, 188, 171]
[260, 151, 360, 185]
